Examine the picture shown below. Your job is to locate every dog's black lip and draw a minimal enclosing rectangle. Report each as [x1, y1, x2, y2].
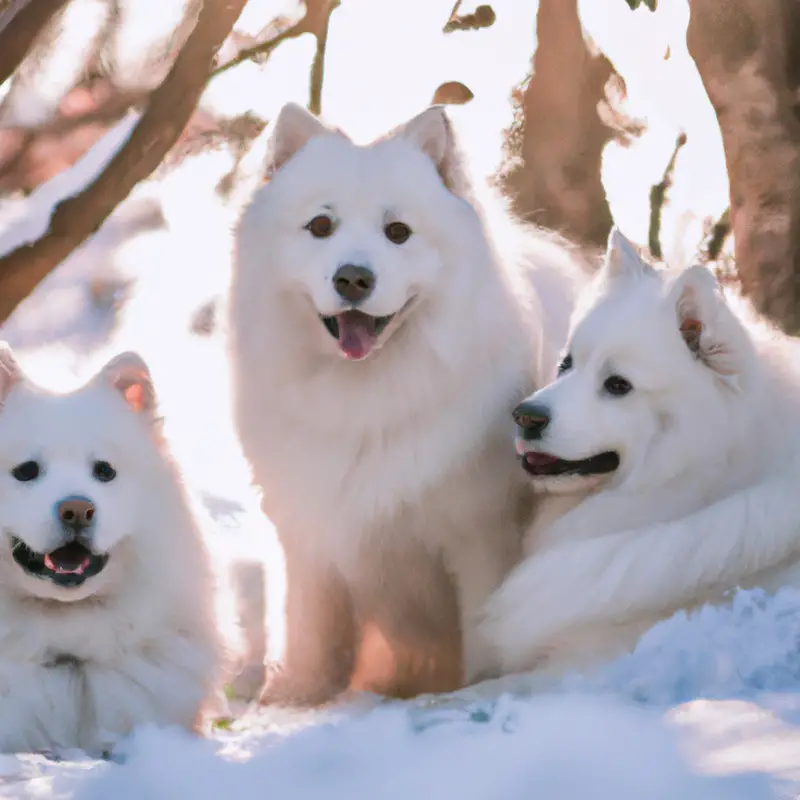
[520, 450, 620, 477]
[10, 536, 109, 588]
[319, 310, 396, 340]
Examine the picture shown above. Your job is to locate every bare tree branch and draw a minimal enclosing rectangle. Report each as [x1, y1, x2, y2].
[308, 0, 336, 114]
[648, 131, 687, 260]
[0, 0, 248, 324]
[443, 4, 496, 33]
[210, 0, 339, 84]
[0, 0, 71, 87]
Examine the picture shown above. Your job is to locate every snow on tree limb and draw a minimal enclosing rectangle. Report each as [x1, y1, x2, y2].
[0, 0, 248, 324]
[0, 0, 71, 88]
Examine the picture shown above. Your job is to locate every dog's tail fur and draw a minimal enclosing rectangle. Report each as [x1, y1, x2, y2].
[482, 467, 800, 674]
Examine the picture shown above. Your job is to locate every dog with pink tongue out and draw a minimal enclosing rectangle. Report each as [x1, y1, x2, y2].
[228, 102, 588, 705]
[0, 345, 237, 755]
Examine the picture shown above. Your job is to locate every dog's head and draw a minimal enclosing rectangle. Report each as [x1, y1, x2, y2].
[0, 347, 167, 602]
[236, 102, 484, 362]
[513, 228, 756, 494]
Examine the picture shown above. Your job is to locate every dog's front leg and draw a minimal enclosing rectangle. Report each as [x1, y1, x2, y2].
[348, 545, 464, 699]
[261, 544, 357, 708]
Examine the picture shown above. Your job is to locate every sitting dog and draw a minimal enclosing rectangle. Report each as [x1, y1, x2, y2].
[226, 101, 589, 704]
[0, 346, 234, 754]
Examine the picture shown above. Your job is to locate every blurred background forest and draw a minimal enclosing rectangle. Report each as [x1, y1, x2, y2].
[0, 0, 792, 336]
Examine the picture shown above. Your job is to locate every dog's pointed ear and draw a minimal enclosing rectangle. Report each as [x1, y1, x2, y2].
[0, 342, 21, 406]
[389, 105, 472, 196]
[97, 351, 157, 416]
[601, 227, 654, 282]
[669, 265, 742, 387]
[265, 103, 336, 177]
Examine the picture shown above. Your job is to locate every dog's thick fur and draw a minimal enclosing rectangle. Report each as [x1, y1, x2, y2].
[481, 230, 800, 678]
[227, 103, 587, 703]
[0, 347, 232, 754]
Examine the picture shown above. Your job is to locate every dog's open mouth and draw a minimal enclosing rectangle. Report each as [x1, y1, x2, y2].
[521, 450, 620, 478]
[320, 310, 395, 361]
[11, 537, 109, 588]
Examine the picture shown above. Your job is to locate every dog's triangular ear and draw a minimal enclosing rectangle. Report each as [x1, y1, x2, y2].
[669, 265, 742, 386]
[388, 106, 472, 197]
[600, 227, 654, 283]
[97, 351, 158, 417]
[0, 342, 21, 406]
[265, 103, 336, 177]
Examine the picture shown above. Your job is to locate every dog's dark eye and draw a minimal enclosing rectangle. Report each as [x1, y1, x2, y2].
[11, 460, 40, 482]
[305, 214, 335, 239]
[384, 221, 412, 245]
[604, 375, 633, 397]
[92, 461, 116, 483]
[557, 353, 573, 375]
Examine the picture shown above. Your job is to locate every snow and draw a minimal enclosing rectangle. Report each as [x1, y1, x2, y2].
[0, 10, 793, 795]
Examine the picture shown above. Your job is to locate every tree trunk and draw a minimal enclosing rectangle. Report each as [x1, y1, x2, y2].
[501, 0, 640, 249]
[687, 0, 800, 334]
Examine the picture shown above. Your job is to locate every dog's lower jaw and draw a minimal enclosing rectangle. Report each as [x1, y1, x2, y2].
[526, 473, 612, 496]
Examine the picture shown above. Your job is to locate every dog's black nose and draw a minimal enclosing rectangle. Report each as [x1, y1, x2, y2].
[512, 401, 550, 439]
[56, 496, 95, 531]
[333, 264, 375, 304]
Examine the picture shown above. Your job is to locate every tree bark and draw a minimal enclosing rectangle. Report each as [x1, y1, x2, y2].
[0, 0, 248, 324]
[501, 0, 640, 249]
[687, 0, 800, 334]
[0, 0, 70, 87]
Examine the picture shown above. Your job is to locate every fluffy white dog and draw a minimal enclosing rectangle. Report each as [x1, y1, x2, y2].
[481, 229, 800, 678]
[228, 102, 588, 703]
[0, 346, 234, 754]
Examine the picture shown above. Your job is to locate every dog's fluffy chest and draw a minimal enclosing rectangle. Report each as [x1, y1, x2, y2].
[252, 386, 526, 564]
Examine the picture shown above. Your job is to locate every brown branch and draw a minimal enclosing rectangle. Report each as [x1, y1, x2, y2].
[648, 131, 687, 260]
[0, 0, 248, 324]
[699, 206, 732, 264]
[443, 4, 496, 33]
[0, 0, 71, 86]
[210, 14, 309, 78]
[210, 0, 340, 112]
[308, 0, 337, 115]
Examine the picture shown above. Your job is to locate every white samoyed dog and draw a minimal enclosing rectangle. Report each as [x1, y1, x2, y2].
[480, 229, 800, 679]
[228, 102, 588, 703]
[0, 346, 235, 754]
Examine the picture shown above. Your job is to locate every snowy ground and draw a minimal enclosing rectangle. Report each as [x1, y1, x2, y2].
[0, 4, 797, 795]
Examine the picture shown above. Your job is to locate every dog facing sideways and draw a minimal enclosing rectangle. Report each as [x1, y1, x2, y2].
[0, 346, 235, 754]
[228, 102, 589, 704]
[480, 229, 800, 679]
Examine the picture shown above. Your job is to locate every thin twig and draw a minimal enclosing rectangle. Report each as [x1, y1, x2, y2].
[0, 0, 248, 324]
[308, 1, 337, 115]
[648, 130, 687, 260]
[699, 206, 732, 263]
[210, 13, 309, 78]
[211, 0, 339, 114]
[442, 0, 463, 31]
[443, 3, 496, 33]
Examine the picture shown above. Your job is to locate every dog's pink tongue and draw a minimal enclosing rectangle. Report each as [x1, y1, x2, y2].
[524, 452, 561, 467]
[336, 311, 377, 361]
[44, 549, 90, 575]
